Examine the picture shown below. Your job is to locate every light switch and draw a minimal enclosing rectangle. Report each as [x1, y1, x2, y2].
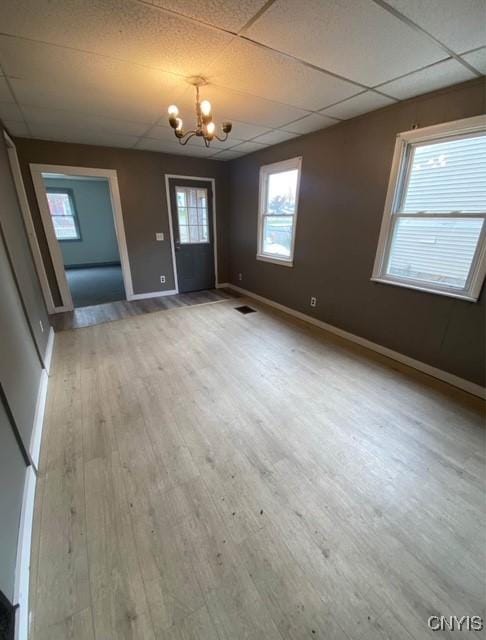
[156, 232, 164, 241]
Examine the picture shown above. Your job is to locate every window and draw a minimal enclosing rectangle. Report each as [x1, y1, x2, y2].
[176, 186, 209, 244]
[257, 157, 302, 266]
[372, 116, 486, 301]
[46, 188, 81, 241]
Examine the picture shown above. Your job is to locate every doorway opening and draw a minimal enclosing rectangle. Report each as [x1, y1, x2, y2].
[166, 176, 217, 293]
[30, 165, 133, 312]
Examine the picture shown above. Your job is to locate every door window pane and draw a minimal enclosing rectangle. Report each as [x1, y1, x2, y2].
[176, 186, 209, 244]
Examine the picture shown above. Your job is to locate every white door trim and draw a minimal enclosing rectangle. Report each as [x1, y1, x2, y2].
[29, 163, 134, 311]
[164, 174, 219, 293]
[3, 132, 56, 313]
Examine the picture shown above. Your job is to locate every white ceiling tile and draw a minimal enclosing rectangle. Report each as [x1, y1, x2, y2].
[0, 37, 184, 124]
[223, 119, 272, 140]
[210, 149, 245, 160]
[0, 102, 24, 122]
[173, 83, 310, 128]
[0, 77, 14, 102]
[137, 136, 220, 157]
[229, 140, 267, 153]
[281, 113, 337, 134]
[145, 122, 243, 147]
[246, 0, 446, 85]
[377, 59, 476, 100]
[251, 129, 298, 144]
[0, 0, 233, 77]
[2, 119, 30, 137]
[461, 47, 486, 75]
[384, 0, 486, 53]
[22, 106, 150, 138]
[209, 39, 361, 110]
[147, 0, 268, 32]
[33, 129, 139, 148]
[320, 90, 396, 119]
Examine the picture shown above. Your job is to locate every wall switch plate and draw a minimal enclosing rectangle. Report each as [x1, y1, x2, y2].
[156, 232, 164, 241]
[160, 275, 166, 284]
[310, 296, 317, 308]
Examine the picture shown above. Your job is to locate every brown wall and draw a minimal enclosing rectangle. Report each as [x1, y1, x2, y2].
[227, 79, 486, 387]
[14, 139, 230, 305]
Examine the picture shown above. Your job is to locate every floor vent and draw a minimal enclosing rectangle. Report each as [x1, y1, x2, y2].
[0, 592, 15, 640]
[235, 305, 256, 315]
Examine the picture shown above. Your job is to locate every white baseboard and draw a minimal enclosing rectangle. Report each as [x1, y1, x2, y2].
[44, 326, 55, 373]
[227, 284, 486, 400]
[29, 369, 49, 470]
[14, 466, 36, 640]
[128, 289, 178, 301]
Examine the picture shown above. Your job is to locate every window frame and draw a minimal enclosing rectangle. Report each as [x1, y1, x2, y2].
[256, 156, 302, 267]
[46, 187, 82, 242]
[372, 115, 486, 302]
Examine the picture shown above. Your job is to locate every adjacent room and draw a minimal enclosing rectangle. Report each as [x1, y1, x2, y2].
[0, 1, 485, 639]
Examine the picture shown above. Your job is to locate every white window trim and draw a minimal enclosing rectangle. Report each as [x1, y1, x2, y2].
[372, 115, 486, 302]
[257, 156, 302, 267]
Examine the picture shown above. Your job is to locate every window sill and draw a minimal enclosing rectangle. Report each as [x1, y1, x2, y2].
[256, 254, 293, 267]
[370, 276, 478, 302]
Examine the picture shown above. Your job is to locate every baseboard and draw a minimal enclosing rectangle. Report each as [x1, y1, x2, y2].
[216, 282, 230, 288]
[29, 370, 49, 470]
[44, 326, 55, 373]
[227, 284, 486, 400]
[14, 466, 36, 640]
[128, 289, 178, 301]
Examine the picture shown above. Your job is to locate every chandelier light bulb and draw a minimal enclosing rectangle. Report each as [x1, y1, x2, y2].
[206, 121, 215, 137]
[175, 117, 183, 131]
[168, 104, 179, 117]
[200, 100, 211, 116]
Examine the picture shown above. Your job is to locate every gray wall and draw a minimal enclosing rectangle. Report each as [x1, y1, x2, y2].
[15, 140, 230, 306]
[227, 79, 486, 387]
[0, 132, 50, 360]
[0, 398, 27, 602]
[44, 177, 120, 268]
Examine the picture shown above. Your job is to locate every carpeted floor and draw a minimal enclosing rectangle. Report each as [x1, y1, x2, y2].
[65, 264, 125, 307]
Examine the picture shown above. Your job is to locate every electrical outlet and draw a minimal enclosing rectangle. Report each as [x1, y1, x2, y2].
[160, 275, 166, 284]
[155, 232, 164, 241]
[238, 273, 243, 281]
[39, 320, 44, 332]
[310, 296, 317, 308]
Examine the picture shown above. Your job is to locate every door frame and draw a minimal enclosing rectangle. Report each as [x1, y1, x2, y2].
[30, 163, 134, 311]
[164, 174, 219, 293]
[3, 131, 56, 313]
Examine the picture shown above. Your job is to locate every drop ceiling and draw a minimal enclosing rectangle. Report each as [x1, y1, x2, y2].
[0, 0, 484, 160]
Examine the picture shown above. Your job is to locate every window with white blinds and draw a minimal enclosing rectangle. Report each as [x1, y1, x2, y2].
[372, 116, 486, 301]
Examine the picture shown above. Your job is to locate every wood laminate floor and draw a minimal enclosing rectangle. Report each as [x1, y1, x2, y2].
[49, 288, 236, 331]
[30, 297, 485, 640]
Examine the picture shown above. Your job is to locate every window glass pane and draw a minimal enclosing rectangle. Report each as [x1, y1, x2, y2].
[262, 216, 293, 258]
[176, 189, 186, 207]
[47, 192, 73, 216]
[189, 226, 199, 243]
[387, 217, 483, 289]
[188, 207, 198, 225]
[401, 134, 486, 213]
[197, 189, 207, 208]
[187, 189, 197, 207]
[200, 225, 208, 241]
[52, 216, 78, 240]
[266, 169, 298, 215]
[179, 225, 189, 243]
[178, 207, 188, 225]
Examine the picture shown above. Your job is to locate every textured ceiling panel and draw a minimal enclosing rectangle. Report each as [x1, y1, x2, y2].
[221, 119, 272, 140]
[209, 39, 361, 110]
[281, 113, 338, 134]
[321, 90, 395, 119]
[229, 140, 268, 153]
[462, 47, 486, 75]
[251, 129, 298, 144]
[210, 149, 245, 160]
[0, 102, 24, 122]
[383, 0, 486, 53]
[136, 136, 221, 156]
[145, 0, 268, 32]
[3, 120, 30, 137]
[0, 77, 14, 102]
[377, 59, 476, 100]
[246, 0, 446, 85]
[0, 37, 183, 125]
[0, 0, 233, 78]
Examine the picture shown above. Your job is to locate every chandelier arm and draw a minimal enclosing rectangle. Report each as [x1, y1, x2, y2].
[178, 131, 197, 146]
[214, 133, 228, 142]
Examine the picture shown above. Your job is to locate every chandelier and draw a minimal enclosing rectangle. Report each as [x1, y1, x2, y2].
[168, 79, 232, 147]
